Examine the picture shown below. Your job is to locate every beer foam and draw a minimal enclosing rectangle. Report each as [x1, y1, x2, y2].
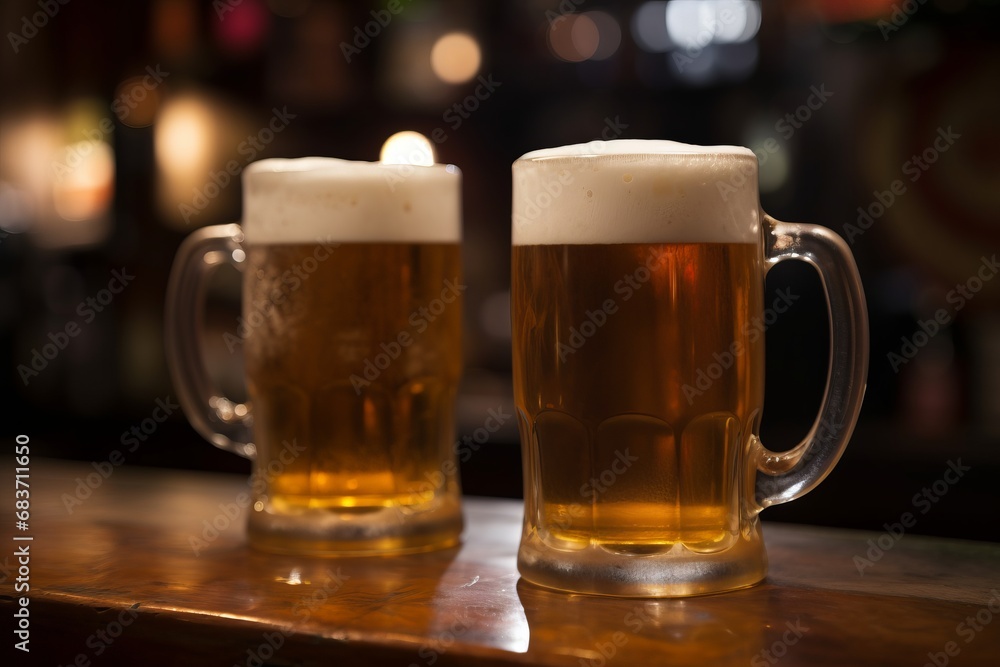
[512, 140, 760, 245]
[243, 157, 461, 244]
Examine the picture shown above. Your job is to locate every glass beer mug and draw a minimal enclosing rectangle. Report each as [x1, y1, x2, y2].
[511, 141, 868, 596]
[166, 157, 464, 555]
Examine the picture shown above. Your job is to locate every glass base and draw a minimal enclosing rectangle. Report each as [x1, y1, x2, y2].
[247, 498, 463, 556]
[517, 524, 767, 597]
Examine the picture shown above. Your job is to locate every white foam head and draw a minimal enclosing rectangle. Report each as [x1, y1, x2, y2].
[512, 139, 760, 245]
[243, 157, 461, 244]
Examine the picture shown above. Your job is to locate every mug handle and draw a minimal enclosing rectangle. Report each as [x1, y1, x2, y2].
[165, 223, 255, 460]
[753, 214, 869, 510]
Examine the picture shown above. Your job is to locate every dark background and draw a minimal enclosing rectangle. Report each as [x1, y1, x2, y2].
[1, 0, 998, 541]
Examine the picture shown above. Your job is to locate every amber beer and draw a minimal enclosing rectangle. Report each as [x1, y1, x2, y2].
[245, 244, 462, 500]
[512, 140, 870, 596]
[241, 158, 463, 554]
[513, 140, 770, 589]
[513, 241, 762, 550]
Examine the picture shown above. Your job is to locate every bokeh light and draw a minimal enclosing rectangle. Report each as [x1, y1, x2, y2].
[154, 94, 229, 228]
[0, 114, 60, 233]
[0, 107, 115, 247]
[666, 0, 711, 50]
[113, 76, 163, 128]
[380, 131, 436, 166]
[665, 0, 760, 49]
[737, 1, 761, 42]
[155, 97, 214, 174]
[587, 11, 622, 61]
[632, 2, 672, 53]
[548, 14, 598, 62]
[550, 11, 625, 63]
[758, 146, 789, 193]
[430, 32, 481, 84]
[52, 141, 114, 221]
[713, 0, 749, 43]
[570, 14, 600, 60]
[211, 0, 271, 55]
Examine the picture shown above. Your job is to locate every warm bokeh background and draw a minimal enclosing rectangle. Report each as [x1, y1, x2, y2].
[1, 0, 997, 540]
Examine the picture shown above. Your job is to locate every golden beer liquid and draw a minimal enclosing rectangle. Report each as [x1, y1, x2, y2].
[244, 242, 462, 553]
[512, 242, 763, 554]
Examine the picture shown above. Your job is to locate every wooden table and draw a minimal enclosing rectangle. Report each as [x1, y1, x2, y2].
[4, 460, 999, 666]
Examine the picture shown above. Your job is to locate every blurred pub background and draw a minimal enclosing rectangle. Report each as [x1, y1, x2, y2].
[1, 0, 998, 540]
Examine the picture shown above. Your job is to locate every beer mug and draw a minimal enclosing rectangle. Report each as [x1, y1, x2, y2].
[166, 157, 464, 555]
[511, 140, 868, 596]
